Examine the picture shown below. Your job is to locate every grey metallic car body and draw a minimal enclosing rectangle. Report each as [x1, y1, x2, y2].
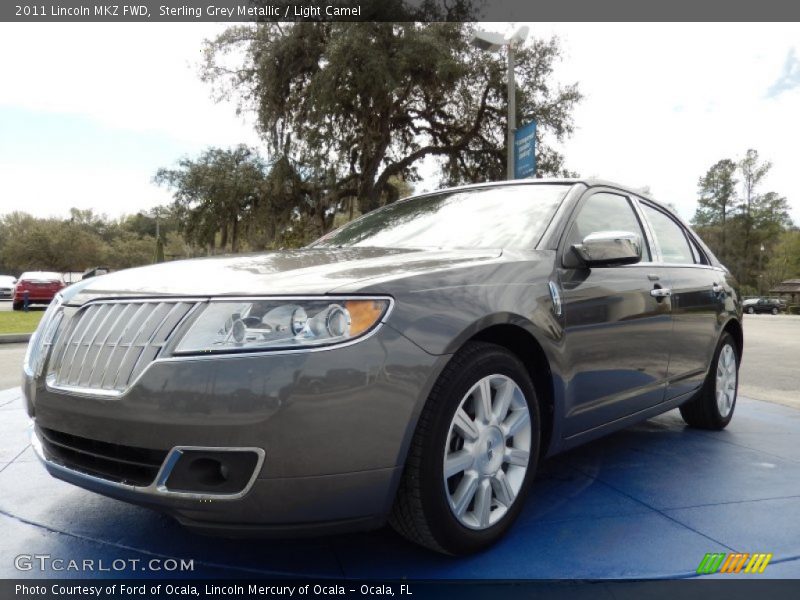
[23, 179, 743, 536]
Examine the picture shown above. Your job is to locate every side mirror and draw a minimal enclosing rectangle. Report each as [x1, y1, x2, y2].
[572, 231, 642, 266]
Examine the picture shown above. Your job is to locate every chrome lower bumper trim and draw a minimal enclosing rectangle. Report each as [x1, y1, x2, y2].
[31, 427, 265, 501]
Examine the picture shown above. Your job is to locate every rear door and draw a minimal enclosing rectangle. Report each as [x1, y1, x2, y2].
[637, 201, 723, 400]
[558, 190, 672, 436]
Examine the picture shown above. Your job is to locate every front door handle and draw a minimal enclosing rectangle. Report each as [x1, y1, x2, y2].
[650, 287, 672, 298]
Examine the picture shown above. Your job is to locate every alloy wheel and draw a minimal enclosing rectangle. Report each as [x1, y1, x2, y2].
[716, 344, 737, 418]
[442, 374, 531, 530]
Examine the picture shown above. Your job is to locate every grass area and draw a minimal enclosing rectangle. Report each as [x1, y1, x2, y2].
[0, 310, 44, 334]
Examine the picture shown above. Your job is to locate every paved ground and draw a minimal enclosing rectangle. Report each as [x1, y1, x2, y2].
[0, 344, 24, 389]
[739, 314, 800, 408]
[0, 314, 797, 579]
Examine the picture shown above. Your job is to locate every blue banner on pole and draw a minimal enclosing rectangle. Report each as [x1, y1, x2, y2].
[514, 121, 537, 179]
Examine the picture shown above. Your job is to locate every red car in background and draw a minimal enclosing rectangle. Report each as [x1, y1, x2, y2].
[13, 271, 65, 310]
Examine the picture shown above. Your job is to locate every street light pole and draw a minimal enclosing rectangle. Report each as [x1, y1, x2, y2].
[470, 26, 529, 182]
[507, 44, 515, 180]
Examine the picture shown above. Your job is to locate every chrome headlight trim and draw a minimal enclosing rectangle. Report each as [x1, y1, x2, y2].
[166, 295, 395, 358]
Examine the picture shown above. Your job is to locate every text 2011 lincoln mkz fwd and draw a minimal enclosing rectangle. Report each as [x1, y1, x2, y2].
[23, 180, 742, 554]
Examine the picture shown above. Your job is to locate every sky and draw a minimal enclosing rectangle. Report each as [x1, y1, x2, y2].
[0, 22, 798, 224]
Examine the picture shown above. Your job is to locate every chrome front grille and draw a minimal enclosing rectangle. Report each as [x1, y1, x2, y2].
[47, 300, 198, 395]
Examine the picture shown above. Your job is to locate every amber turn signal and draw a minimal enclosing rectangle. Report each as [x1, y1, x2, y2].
[345, 300, 390, 337]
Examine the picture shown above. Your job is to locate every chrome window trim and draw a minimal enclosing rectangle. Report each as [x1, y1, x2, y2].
[31, 427, 265, 501]
[43, 295, 394, 399]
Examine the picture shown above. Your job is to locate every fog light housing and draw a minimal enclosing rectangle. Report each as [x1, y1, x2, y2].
[163, 449, 262, 495]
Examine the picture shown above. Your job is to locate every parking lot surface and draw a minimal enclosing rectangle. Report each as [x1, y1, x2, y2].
[0, 344, 25, 390]
[738, 314, 800, 408]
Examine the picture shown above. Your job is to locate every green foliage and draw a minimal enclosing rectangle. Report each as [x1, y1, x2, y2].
[764, 229, 800, 287]
[201, 22, 581, 216]
[692, 149, 794, 291]
[0, 206, 192, 275]
[155, 145, 267, 253]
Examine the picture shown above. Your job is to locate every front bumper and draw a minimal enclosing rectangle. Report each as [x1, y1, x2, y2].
[25, 324, 443, 534]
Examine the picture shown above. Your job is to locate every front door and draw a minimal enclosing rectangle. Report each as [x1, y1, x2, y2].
[558, 191, 672, 436]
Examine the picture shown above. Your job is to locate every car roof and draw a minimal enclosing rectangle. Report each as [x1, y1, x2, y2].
[408, 178, 676, 216]
[19, 271, 62, 279]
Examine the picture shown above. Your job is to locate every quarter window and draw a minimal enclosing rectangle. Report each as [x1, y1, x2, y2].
[641, 204, 695, 264]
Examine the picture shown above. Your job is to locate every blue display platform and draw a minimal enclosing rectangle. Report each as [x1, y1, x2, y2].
[1, 387, 798, 579]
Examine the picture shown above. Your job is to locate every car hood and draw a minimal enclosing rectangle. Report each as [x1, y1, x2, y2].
[65, 246, 503, 305]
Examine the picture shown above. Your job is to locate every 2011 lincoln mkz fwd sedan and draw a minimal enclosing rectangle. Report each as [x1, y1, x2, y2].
[23, 179, 743, 554]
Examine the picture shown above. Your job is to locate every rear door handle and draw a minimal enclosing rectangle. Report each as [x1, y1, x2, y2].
[650, 288, 672, 298]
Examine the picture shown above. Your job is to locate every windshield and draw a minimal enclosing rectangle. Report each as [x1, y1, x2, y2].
[313, 184, 569, 250]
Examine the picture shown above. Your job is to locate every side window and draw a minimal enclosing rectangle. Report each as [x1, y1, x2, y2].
[565, 192, 651, 261]
[686, 236, 708, 265]
[641, 204, 695, 265]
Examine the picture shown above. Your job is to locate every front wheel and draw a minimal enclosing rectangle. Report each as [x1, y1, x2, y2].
[12, 301, 22, 311]
[390, 342, 540, 555]
[746, 306, 755, 314]
[679, 332, 739, 430]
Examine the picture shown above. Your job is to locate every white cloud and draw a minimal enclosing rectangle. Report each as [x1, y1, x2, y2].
[532, 22, 800, 223]
[0, 22, 798, 226]
[0, 162, 174, 218]
[0, 22, 260, 146]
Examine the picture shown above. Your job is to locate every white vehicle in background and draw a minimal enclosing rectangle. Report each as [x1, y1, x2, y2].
[0, 275, 17, 300]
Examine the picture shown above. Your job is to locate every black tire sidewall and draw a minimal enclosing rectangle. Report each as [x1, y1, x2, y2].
[417, 346, 541, 555]
[709, 333, 740, 428]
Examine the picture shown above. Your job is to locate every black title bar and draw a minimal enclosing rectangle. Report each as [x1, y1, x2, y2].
[3, 0, 800, 22]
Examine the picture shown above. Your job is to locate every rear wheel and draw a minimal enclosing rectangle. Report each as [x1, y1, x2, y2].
[679, 332, 739, 430]
[12, 301, 22, 311]
[771, 307, 778, 315]
[390, 342, 540, 555]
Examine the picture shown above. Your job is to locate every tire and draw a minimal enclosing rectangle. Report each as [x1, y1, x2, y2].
[771, 307, 778, 315]
[746, 307, 755, 314]
[679, 332, 739, 430]
[389, 341, 541, 555]
[12, 302, 22, 311]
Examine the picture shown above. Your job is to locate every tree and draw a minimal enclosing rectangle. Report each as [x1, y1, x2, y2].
[693, 159, 737, 263]
[154, 235, 165, 264]
[0, 212, 105, 273]
[155, 145, 268, 253]
[201, 22, 581, 215]
[692, 150, 793, 289]
[763, 229, 800, 291]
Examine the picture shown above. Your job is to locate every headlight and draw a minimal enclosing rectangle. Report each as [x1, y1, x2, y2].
[173, 297, 392, 355]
